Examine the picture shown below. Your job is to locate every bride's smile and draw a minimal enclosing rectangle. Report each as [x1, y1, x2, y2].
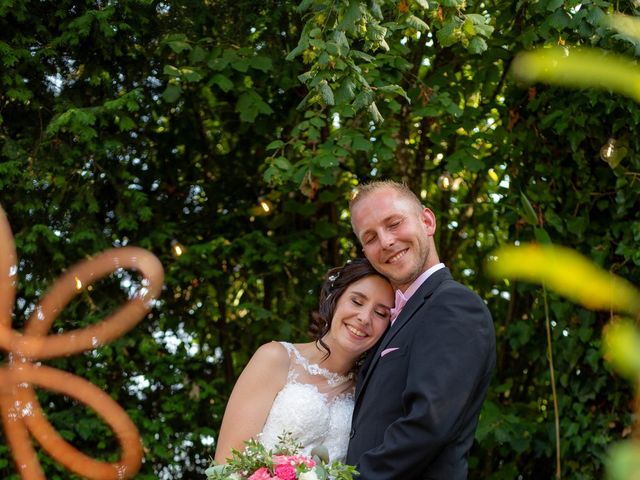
[345, 324, 367, 338]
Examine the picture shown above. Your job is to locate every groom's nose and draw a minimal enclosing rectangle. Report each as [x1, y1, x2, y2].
[378, 230, 395, 248]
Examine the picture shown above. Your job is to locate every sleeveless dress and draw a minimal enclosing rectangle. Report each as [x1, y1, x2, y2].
[258, 342, 355, 462]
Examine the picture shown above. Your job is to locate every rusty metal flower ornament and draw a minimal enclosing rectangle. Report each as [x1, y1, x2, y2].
[0, 205, 164, 480]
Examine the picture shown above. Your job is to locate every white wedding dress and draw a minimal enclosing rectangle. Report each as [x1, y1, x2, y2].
[258, 342, 355, 462]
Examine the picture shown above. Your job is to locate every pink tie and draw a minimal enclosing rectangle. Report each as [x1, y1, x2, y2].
[390, 289, 408, 324]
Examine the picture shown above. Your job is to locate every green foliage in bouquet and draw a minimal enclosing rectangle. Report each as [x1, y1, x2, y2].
[206, 433, 358, 480]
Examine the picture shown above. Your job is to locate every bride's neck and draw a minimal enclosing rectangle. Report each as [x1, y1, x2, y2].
[306, 342, 356, 377]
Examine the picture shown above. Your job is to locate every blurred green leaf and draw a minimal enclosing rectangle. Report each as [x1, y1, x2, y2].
[487, 243, 640, 315]
[603, 319, 640, 380]
[512, 47, 640, 104]
[606, 440, 640, 480]
[604, 13, 640, 41]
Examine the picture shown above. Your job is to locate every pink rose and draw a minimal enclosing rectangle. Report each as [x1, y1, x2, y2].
[249, 467, 275, 480]
[272, 455, 292, 466]
[272, 454, 315, 469]
[294, 455, 315, 468]
[274, 463, 297, 480]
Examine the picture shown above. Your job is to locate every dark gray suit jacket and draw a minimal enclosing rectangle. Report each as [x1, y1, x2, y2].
[346, 268, 495, 479]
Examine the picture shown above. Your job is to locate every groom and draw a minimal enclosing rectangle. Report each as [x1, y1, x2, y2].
[346, 180, 495, 479]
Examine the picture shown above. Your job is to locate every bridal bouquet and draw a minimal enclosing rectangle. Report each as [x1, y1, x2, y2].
[206, 434, 358, 480]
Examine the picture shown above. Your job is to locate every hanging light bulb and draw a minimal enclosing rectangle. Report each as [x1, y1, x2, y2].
[171, 240, 186, 257]
[251, 197, 274, 216]
[600, 138, 616, 163]
[437, 172, 453, 191]
[600, 137, 629, 169]
[259, 199, 271, 213]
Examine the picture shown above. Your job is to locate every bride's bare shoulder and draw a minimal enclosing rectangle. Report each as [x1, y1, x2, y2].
[250, 341, 290, 371]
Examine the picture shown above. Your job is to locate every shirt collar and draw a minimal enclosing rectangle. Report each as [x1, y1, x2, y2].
[396, 262, 446, 304]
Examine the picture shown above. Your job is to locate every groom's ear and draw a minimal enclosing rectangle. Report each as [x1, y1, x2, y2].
[420, 208, 436, 236]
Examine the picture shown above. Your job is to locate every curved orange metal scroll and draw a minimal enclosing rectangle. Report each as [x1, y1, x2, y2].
[0, 205, 164, 480]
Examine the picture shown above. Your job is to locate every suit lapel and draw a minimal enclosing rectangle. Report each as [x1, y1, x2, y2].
[354, 268, 452, 407]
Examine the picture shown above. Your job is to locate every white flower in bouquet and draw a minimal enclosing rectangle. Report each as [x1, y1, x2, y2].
[298, 471, 319, 480]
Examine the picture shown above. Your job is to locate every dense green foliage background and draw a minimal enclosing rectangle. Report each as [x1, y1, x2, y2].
[1, 0, 639, 478]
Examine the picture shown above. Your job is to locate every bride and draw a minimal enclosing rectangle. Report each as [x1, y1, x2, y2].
[214, 258, 394, 464]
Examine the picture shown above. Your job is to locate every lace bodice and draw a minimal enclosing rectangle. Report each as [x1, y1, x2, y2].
[258, 342, 355, 462]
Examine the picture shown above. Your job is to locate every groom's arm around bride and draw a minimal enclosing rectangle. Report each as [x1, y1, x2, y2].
[346, 180, 496, 480]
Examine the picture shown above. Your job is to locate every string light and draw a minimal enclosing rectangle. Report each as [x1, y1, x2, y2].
[600, 138, 616, 162]
[171, 240, 185, 257]
[74, 276, 82, 290]
[437, 172, 453, 191]
[252, 197, 274, 216]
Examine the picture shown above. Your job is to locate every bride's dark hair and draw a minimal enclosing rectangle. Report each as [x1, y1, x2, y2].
[309, 257, 386, 359]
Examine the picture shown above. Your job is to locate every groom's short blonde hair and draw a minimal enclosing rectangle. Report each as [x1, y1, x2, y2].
[349, 179, 423, 214]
